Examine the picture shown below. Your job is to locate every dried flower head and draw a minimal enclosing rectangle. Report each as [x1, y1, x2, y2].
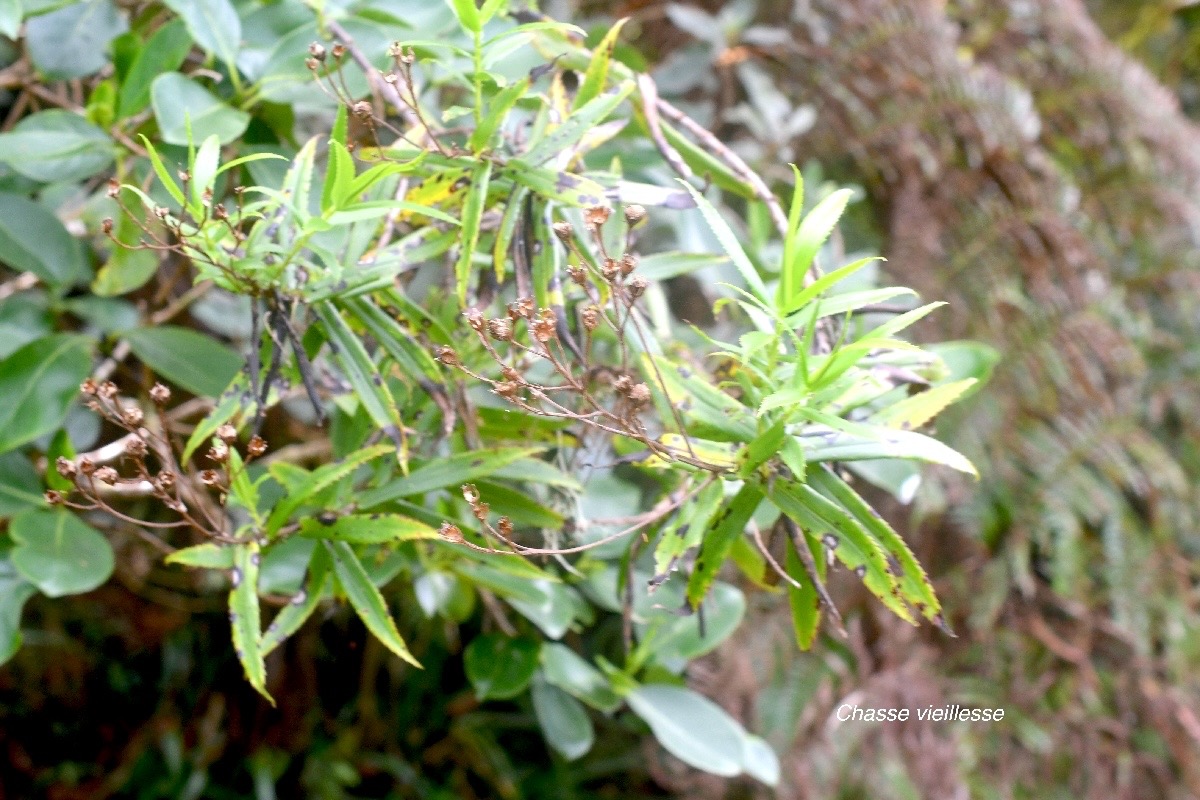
[584, 206, 611, 227]
[487, 318, 513, 341]
[436, 346, 460, 367]
[494, 380, 520, 398]
[44, 490, 64, 506]
[247, 435, 268, 458]
[581, 305, 601, 331]
[465, 307, 486, 332]
[98, 381, 119, 399]
[126, 436, 147, 457]
[567, 265, 588, 286]
[150, 383, 171, 404]
[472, 502, 490, 521]
[101, 218, 114, 235]
[508, 297, 535, 320]
[352, 100, 373, 120]
[462, 483, 480, 505]
[331, 43, 346, 60]
[106, 179, 120, 198]
[552, 221, 574, 243]
[78, 457, 96, 476]
[80, 378, 98, 396]
[200, 469, 221, 486]
[439, 522, 464, 543]
[628, 383, 652, 406]
[497, 517, 514, 537]
[216, 424, 238, 444]
[207, 441, 229, 463]
[628, 275, 649, 298]
[94, 466, 119, 485]
[601, 258, 620, 282]
[624, 204, 647, 225]
[122, 406, 144, 427]
[308, 41, 327, 61]
[532, 310, 557, 343]
[56, 457, 77, 478]
[619, 253, 638, 275]
[613, 375, 633, 395]
[155, 470, 175, 490]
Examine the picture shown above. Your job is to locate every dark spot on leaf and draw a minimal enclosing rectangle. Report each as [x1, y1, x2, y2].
[292, 589, 308, 605]
[231, 567, 242, 587]
[854, 565, 867, 578]
[675, 524, 689, 539]
[318, 511, 338, 526]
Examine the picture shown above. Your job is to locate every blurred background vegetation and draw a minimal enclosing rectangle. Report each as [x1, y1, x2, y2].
[1, 0, 1199, 798]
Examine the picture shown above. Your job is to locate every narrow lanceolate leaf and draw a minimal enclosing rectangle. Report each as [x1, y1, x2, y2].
[446, 0, 481, 32]
[782, 188, 853, 308]
[299, 514, 439, 544]
[679, 181, 769, 304]
[326, 541, 421, 668]
[139, 135, 186, 205]
[783, 256, 882, 317]
[230, 541, 272, 703]
[358, 447, 544, 509]
[808, 468, 943, 624]
[315, 304, 406, 460]
[265, 443, 392, 534]
[321, 140, 356, 214]
[470, 77, 530, 153]
[337, 297, 442, 382]
[779, 164, 805, 308]
[574, 18, 629, 108]
[165, 543, 234, 569]
[686, 483, 762, 608]
[800, 426, 978, 477]
[261, 545, 332, 656]
[492, 186, 529, 281]
[870, 378, 977, 431]
[769, 480, 914, 623]
[522, 82, 635, 165]
[507, 161, 608, 207]
[784, 533, 821, 650]
[455, 160, 492, 305]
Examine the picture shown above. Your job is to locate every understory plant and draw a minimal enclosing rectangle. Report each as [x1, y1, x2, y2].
[0, 0, 989, 788]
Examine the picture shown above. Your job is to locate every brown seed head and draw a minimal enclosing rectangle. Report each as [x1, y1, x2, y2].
[567, 265, 588, 286]
[200, 469, 221, 486]
[155, 470, 175, 490]
[552, 221, 574, 243]
[126, 436, 147, 457]
[44, 490, 64, 506]
[331, 43, 346, 60]
[122, 406, 144, 427]
[150, 383, 171, 404]
[628, 275, 649, 298]
[207, 441, 229, 463]
[487, 318, 513, 341]
[80, 378, 98, 396]
[629, 383, 652, 405]
[352, 100, 373, 120]
[624, 204, 646, 225]
[106, 179, 120, 198]
[494, 380, 519, 398]
[465, 307, 485, 332]
[581, 305, 601, 331]
[613, 375, 633, 395]
[308, 41, 327, 61]
[94, 466, 119, 484]
[101, 218, 114, 235]
[216, 424, 238, 444]
[98, 381, 119, 399]
[56, 457, 77, 478]
[436, 346, 460, 367]
[305, 57, 321, 71]
[601, 258, 620, 282]
[472, 502, 490, 521]
[439, 522, 464, 543]
[247, 435, 268, 458]
[619, 253, 638, 275]
[462, 483, 480, 505]
[584, 206, 611, 227]
[497, 517, 513, 537]
[79, 457, 96, 475]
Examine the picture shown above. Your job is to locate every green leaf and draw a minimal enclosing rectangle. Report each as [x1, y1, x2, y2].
[870, 378, 977, 431]
[648, 582, 745, 663]
[532, 677, 595, 760]
[10, 510, 114, 597]
[800, 426, 978, 477]
[742, 735, 781, 787]
[326, 540, 421, 667]
[261, 545, 332, 656]
[574, 18, 628, 108]
[445, 0, 480, 32]
[0, 110, 114, 183]
[26, 0, 128, 80]
[165, 543, 234, 569]
[808, 467, 943, 624]
[780, 164, 804, 307]
[522, 82, 634, 165]
[265, 443, 392, 534]
[358, 447, 543, 509]
[465, 634, 540, 700]
[686, 483, 762, 607]
[0, 193, 89, 289]
[455, 159, 492, 305]
[299, 514, 439, 544]
[162, 0, 240, 71]
[315, 305, 406, 453]
[138, 135, 186, 206]
[782, 255, 882, 317]
[151, 72, 251, 146]
[0, 0, 20, 40]
[230, 541, 272, 703]
[0, 335, 92, 455]
[541, 643, 622, 712]
[0, 453, 44, 516]
[117, 19, 193, 118]
[679, 181, 769, 304]
[0, 555, 36, 665]
[784, 533, 821, 649]
[626, 684, 746, 777]
[781, 188, 853, 310]
[507, 161, 608, 207]
[470, 76, 529, 153]
[320, 140, 356, 214]
[636, 252, 728, 281]
[124, 325, 242, 398]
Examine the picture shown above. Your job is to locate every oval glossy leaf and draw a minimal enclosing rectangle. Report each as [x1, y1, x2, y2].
[0, 110, 114, 183]
[9, 509, 114, 598]
[0, 193, 89, 289]
[532, 677, 595, 760]
[0, 453, 46, 516]
[117, 19, 194, 118]
[541, 643, 622, 712]
[464, 634, 540, 700]
[26, 0, 128, 80]
[741, 734, 781, 787]
[626, 684, 746, 777]
[124, 325, 242, 398]
[0, 335, 92, 455]
[163, 0, 240, 70]
[151, 72, 251, 145]
[0, 558, 37, 664]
